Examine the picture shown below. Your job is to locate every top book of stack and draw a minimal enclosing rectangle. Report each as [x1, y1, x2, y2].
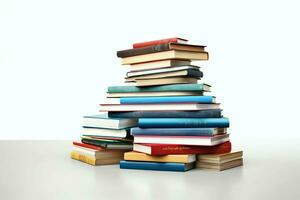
[117, 37, 209, 65]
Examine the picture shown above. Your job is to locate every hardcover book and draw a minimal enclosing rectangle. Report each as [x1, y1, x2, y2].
[124, 151, 196, 163]
[132, 37, 188, 48]
[70, 151, 123, 166]
[133, 141, 232, 155]
[130, 59, 191, 71]
[107, 91, 204, 98]
[108, 110, 222, 118]
[120, 160, 195, 172]
[138, 117, 229, 128]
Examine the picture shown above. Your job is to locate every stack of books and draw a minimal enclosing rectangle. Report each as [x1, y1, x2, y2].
[99, 37, 243, 171]
[70, 114, 137, 166]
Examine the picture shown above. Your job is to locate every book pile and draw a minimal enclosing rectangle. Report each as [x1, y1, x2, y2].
[99, 37, 243, 172]
[70, 114, 137, 166]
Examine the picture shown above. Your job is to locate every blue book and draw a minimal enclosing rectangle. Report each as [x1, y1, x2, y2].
[120, 160, 194, 172]
[138, 118, 229, 128]
[131, 127, 226, 136]
[108, 109, 222, 118]
[119, 96, 215, 104]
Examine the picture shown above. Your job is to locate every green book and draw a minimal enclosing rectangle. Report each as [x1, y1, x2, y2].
[107, 83, 211, 93]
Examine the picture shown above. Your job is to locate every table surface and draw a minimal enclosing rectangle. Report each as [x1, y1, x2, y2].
[0, 139, 299, 200]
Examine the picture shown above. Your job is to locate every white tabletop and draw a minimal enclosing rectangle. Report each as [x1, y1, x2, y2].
[0, 139, 299, 200]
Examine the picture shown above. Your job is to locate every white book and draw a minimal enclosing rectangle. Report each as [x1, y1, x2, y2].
[99, 103, 220, 112]
[83, 127, 128, 138]
[134, 134, 230, 146]
[82, 114, 138, 129]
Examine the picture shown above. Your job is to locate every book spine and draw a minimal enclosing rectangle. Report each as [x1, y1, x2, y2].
[117, 43, 171, 58]
[124, 152, 192, 163]
[150, 142, 231, 155]
[120, 96, 214, 104]
[131, 127, 216, 136]
[107, 83, 204, 93]
[119, 160, 188, 172]
[138, 118, 230, 128]
[133, 38, 180, 49]
[187, 69, 203, 78]
[108, 110, 222, 118]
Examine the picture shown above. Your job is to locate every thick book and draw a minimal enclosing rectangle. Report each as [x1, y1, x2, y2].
[82, 114, 137, 129]
[118, 43, 205, 58]
[82, 127, 129, 138]
[125, 69, 203, 82]
[135, 77, 198, 87]
[196, 158, 243, 171]
[133, 141, 232, 155]
[126, 66, 200, 78]
[120, 160, 195, 172]
[108, 110, 222, 118]
[107, 83, 211, 93]
[133, 134, 230, 146]
[138, 117, 229, 128]
[130, 59, 191, 71]
[197, 151, 243, 164]
[122, 50, 209, 65]
[124, 151, 196, 163]
[132, 37, 188, 48]
[107, 91, 204, 98]
[104, 96, 215, 104]
[70, 151, 122, 166]
[131, 127, 226, 136]
[99, 103, 220, 112]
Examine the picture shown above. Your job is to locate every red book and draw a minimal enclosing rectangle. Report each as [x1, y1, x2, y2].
[73, 141, 104, 151]
[133, 37, 188, 49]
[133, 141, 231, 155]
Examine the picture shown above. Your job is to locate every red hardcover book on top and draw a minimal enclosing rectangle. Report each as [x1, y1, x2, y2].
[73, 141, 104, 151]
[133, 37, 188, 49]
[133, 141, 231, 155]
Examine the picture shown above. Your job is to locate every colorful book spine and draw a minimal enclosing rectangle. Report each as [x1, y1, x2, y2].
[138, 118, 230, 128]
[119, 96, 214, 104]
[120, 160, 194, 172]
[107, 83, 209, 93]
[131, 127, 224, 136]
[133, 141, 232, 155]
[108, 110, 222, 118]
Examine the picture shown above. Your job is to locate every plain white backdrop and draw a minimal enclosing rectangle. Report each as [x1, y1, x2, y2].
[1, 0, 300, 139]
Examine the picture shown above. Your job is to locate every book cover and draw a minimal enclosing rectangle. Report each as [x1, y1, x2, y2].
[133, 141, 232, 155]
[107, 83, 210, 93]
[120, 160, 195, 172]
[119, 96, 215, 104]
[124, 151, 196, 163]
[138, 117, 229, 128]
[108, 110, 222, 118]
[131, 127, 226, 136]
[73, 141, 104, 151]
[132, 37, 188, 48]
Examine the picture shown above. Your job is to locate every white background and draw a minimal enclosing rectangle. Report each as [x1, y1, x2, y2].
[1, 0, 299, 140]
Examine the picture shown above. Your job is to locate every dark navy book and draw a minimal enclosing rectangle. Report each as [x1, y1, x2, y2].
[131, 127, 226, 136]
[120, 160, 194, 172]
[138, 118, 230, 128]
[108, 109, 222, 118]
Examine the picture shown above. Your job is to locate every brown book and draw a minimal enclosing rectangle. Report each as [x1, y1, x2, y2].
[70, 151, 123, 166]
[197, 151, 243, 164]
[117, 43, 206, 58]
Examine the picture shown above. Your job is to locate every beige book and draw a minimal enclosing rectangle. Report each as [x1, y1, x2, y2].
[197, 151, 243, 164]
[70, 151, 122, 166]
[122, 50, 209, 65]
[135, 77, 198, 87]
[125, 70, 200, 81]
[130, 60, 191, 71]
[196, 158, 243, 171]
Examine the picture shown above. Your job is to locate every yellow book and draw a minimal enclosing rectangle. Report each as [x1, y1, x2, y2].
[124, 151, 196, 163]
[70, 151, 122, 166]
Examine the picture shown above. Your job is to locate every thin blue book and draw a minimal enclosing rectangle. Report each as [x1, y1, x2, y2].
[138, 118, 229, 128]
[120, 160, 195, 172]
[131, 127, 226, 136]
[107, 96, 215, 104]
[108, 109, 222, 118]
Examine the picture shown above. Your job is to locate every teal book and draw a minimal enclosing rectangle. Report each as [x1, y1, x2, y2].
[107, 83, 210, 93]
